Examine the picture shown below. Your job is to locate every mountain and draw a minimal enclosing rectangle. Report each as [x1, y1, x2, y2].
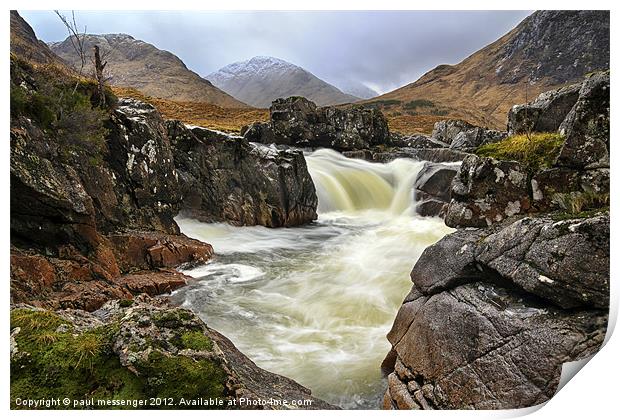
[206, 56, 360, 108]
[10, 11, 65, 66]
[50, 33, 247, 107]
[334, 80, 378, 100]
[373, 10, 610, 131]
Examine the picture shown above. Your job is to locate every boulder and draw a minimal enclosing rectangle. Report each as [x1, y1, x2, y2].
[383, 212, 609, 409]
[244, 96, 390, 151]
[556, 71, 610, 169]
[168, 121, 318, 227]
[10, 299, 336, 409]
[449, 127, 506, 152]
[414, 162, 459, 217]
[444, 155, 531, 227]
[507, 83, 581, 135]
[431, 119, 476, 144]
[107, 231, 214, 272]
[371, 148, 471, 164]
[390, 133, 449, 149]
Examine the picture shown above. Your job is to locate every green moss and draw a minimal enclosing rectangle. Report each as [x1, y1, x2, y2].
[118, 299, 134, 308]
[10, 309, 227, 410]
[135, 351, 227, 405]
[475, 132, 565, 171]
[179, 331, 213, 351]
[551, 207, 609, 221]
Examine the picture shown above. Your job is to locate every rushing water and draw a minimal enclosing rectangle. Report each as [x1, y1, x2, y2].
[171, 148, 454, 409]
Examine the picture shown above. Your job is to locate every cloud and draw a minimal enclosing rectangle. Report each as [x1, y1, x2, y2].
[19, 10, 531, 94]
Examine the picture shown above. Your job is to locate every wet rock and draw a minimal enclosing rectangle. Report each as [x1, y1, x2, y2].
[115, 269, 190, 296]
[168, 121, 317, 227]
[507, 83, 581, 135]
[244, 96, 389, 151]
[556, 71, 610, 169]
[445, 155, 531, 227]
[371, 148, 471, 164]
[390, 133, 449, 149]
[107, 231, 213, 272]
[414, 162, 459, 217]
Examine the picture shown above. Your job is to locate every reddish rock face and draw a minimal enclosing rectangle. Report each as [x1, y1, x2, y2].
[107, 231, 214, 272]
[115, 269, 190, 296]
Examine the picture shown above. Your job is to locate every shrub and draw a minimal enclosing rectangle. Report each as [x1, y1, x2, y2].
[475, 132, 565, 171]
[403, 99, 435, 109]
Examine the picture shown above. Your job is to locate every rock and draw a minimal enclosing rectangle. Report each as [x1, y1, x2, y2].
[390, 134, 449, 149]
[103, 98, 182, 234]
[410, 214, 609, 309]
[449, 127, 506, 152]
[556, 71, 610, 169]
[10, 299, 336, 409]
[244, 96, 390, 151]
[107, 231, 213, 272]
[384, 212, 608, 409]
[371, 148, 471, 164]
[115, 269, 190, 296]
[168, 121, 317, 227]
[507, 83, 581, 135]
[530, 167, 609, 211]
[445, 155, 531, 227]
[414, 162, 459, 217]
[385, 281, 607, 409]
[431, 119, 476, 144]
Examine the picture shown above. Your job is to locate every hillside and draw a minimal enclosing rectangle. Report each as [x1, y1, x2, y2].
[372, 10, 609, 133]
[206, 56, 360, 107]
[50, 33, 248, 107]
[10, 10, 66, 66]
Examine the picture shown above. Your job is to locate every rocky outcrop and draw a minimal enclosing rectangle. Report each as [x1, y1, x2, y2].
[445, 155, 531, 227]
[507, 83, 581, 135]
[414, 163, 459, 217]
[382, 213, 608, 409]
[10, 298, 336, 409]
[244, 96, 389, 151]
[556, 71, 610, 169]
[168, 121, 318, 227]
[444, 72, 610, 228]
[431, 119, 506, 152]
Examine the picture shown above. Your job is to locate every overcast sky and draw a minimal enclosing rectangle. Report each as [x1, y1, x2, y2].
[19, 10, 531, 94]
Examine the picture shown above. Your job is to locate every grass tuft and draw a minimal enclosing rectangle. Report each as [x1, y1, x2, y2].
[475, 132, 565, 171]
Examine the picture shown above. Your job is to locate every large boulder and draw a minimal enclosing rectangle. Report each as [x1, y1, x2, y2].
[556, 71, 610, 169]
[414, 162, 459, 217]
[444, 155, 531, 227]
[10, 299, 336, 409]
[431, 119, 506, 152]
[507, 83, 581, 135]
[244, 96, 390, 151]
[168, 121, 318, 227]
[383, 213, 609, 409]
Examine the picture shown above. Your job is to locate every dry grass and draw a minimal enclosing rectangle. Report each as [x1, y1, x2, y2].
[112, 86, 269, 133]
[476, 132, 565, 170]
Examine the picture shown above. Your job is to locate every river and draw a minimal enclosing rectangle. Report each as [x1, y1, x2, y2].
[170, 148, 454, 409]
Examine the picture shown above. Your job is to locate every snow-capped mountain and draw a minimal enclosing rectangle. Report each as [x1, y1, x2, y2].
[206, 56, 360, 108]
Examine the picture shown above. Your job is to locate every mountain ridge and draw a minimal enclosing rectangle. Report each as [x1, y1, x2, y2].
[50, 33, 248, 108]
[206, 56, 360, 108]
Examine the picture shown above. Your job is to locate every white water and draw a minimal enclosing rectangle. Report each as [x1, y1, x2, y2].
[171, 148, 454, 408]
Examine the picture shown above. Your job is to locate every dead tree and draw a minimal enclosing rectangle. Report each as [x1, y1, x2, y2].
[93, 45, 107, 106]
[54, 10, 86, 92]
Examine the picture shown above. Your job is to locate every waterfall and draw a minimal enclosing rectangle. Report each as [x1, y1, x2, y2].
[305, 148, 426, 215]
[173, 148, 454, 408]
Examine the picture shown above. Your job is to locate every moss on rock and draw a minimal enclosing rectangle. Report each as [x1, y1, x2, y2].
[475, 132, 565, 171]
